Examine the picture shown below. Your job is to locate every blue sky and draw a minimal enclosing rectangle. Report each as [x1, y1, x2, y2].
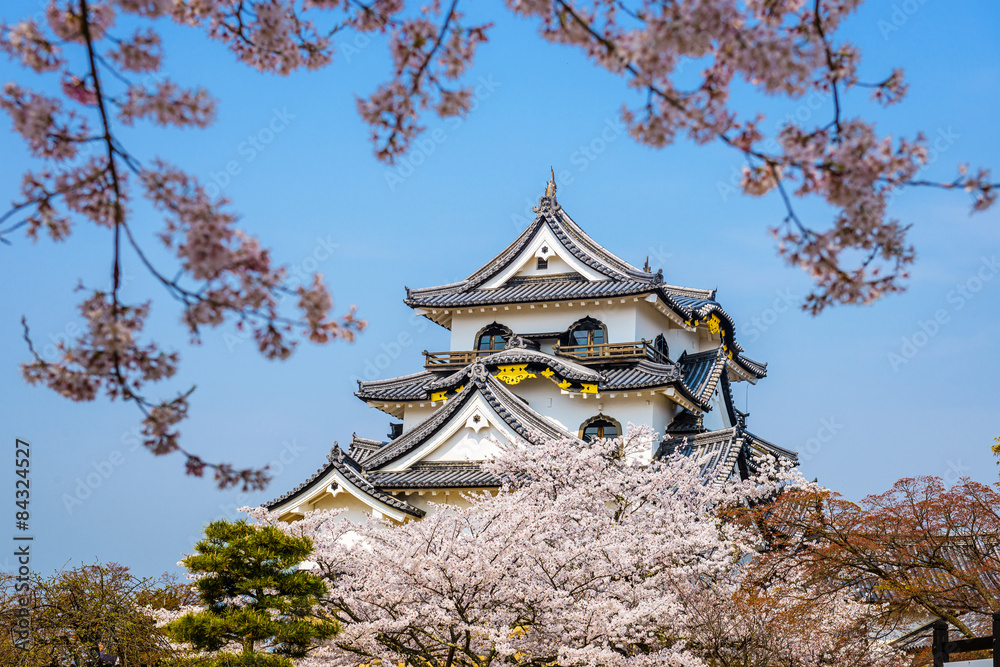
[1, 1, 998, 577]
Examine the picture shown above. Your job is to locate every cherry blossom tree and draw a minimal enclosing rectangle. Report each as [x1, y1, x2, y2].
[243, 427, 904, 667]
[2, 0, 995, 488]
[742, 476, 1000, 641]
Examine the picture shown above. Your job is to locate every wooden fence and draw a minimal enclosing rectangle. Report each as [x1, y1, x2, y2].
[932, 611, 999, 667]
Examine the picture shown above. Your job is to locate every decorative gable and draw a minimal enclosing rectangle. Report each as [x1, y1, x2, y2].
[380, 393, 532, 471]
[482, 225, 608, 287]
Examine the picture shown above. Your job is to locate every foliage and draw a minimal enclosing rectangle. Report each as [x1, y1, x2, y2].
[993, 434, 1000, 479]
[743, 475, 1000, 640]
[1, 0, 996, 485]
[245, 427, 903, 667]
[166, 519, 339, 667]
[0, 562, 187, 666]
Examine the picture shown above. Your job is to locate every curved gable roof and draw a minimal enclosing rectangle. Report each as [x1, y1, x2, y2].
[264, 446, 426, 517]
[404, 192, 672, 308]
[362, 362, 576, 470]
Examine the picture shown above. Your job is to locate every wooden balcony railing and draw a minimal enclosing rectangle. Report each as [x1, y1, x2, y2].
[423, 341, 669, 370]
[423, 350, 480, 369]
[553, 340, 669, 365]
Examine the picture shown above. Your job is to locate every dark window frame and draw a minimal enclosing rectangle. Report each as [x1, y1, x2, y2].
[566, 316, 608, 347]
[474, 322, 513, 354]
[578, 414, 623, 441]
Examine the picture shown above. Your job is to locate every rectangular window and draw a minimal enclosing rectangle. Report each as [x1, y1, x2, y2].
[537, 257, 548, 270]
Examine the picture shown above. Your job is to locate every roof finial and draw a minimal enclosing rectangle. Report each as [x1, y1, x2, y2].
[545, 167, 556, 198]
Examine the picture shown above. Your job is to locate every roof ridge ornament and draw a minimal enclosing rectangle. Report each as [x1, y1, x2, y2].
[506, 334, 527, 349]
[468, 360, 488, 382]
[535, 167, 557, 212]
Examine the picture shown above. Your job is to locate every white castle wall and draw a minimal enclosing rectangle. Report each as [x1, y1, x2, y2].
[447, 298, 698, 352]
[394, 489, 493, 516]
[305, 492, 382, 524]
[511, 376, 676, 459]
[634, 301, 702, 356]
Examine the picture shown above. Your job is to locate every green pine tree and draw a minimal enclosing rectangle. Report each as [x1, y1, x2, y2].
[167, 519, 338, 667]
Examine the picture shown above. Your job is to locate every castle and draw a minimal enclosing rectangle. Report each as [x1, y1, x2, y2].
[266, 175, 796, 522]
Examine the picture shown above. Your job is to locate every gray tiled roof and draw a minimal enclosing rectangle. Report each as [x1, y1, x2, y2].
[455, 195, 655, 285]
[355, 369, 439, 401]
[665, 410, 705, 435]
[742, 430, 798, 467]
[659, 428, 744, 485]
[658, 427, 797, 486]
[656, 294, 766, 380]
[678, 347, 728, 404]
[358, 351, 718, 410]
[264, 446, 426, 517]
[407, 276, 661, 308]
[734, 353, 767, 378]
[368, 462, 502, 489]
[407, 276, 720, 311]
[347, 433, 386, 466]
[361, 363, 576, 470]
[405, 194, 714, 309]
[599, 359, 683, 390]
[425, 347, 601, 392]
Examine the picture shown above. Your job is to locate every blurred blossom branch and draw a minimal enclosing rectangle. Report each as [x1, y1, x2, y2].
[509, 0, 996, 312]
[0, 0, 372, 489]
[0, 0, 996, 486]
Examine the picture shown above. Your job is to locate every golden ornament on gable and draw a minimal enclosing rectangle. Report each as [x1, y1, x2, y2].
[495, 364, 536, 385]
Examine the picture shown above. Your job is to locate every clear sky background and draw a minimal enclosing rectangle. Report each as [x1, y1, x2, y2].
[1, 1, 998, 577]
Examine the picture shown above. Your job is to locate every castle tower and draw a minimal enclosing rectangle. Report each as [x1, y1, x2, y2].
[266, 176, 795, 521]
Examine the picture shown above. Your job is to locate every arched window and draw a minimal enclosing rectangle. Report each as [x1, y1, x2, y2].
[568, 316, 607, 347]
[474, 322, 512, 354]
[579, 414, 622, 441]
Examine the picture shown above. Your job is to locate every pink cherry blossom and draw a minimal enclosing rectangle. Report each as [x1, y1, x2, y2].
[0, 0, 995, 488]
[241, 427, 903, 667]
